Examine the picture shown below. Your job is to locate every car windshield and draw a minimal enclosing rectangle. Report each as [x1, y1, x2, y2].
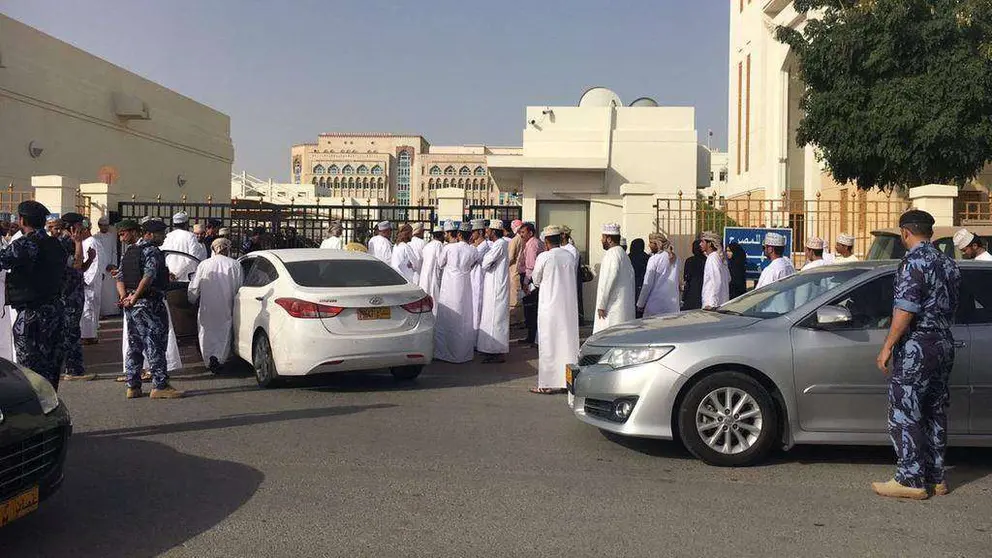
[867, 234, 905, 260]
[284, 259, 406, 288]
[714, 267, 867, 318]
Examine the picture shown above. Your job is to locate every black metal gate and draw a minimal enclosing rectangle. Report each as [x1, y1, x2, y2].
[118, 200, 436, 256]
[464, 205, 523, 224]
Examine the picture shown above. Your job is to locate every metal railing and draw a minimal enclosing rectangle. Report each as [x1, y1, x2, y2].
[464, 205, 523, 224]
[655, 190, 911, 268]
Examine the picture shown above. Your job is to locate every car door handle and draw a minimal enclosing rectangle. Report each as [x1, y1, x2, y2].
[255, 296, 265, 302]
[953, 340, 967, 348]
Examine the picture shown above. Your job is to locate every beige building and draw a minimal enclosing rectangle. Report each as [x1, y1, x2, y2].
[0, 15, 233, 205]
[291, 134, 515, 206]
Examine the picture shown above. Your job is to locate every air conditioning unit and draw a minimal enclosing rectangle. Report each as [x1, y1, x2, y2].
[113, 92, 150, 120]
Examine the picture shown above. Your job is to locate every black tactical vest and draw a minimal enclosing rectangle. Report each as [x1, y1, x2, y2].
[120, 243, 169, 294]
[6, 234, 65, 309]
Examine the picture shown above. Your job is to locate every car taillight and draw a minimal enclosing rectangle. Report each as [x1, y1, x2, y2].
[401, 295, 433, 314]
[275, 298, 343, 319]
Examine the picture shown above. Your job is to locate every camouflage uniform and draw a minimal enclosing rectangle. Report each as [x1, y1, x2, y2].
[0, 230, 66, 389]
[889, 241, 960, 488]
[58, 236, 86, 376]
[122, 239, 171, 390]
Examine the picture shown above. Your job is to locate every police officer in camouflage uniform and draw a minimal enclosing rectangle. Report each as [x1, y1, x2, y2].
[0, 201, 67, 389]
[118, 218, 184, 399]
[59, 212, 97, 382]
[874, 209, 960, 500]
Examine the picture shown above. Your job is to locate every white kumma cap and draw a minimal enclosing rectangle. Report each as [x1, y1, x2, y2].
[601, 223, 621, 235]
[953, 228, 976, 250]
[763, 232, 786, 247]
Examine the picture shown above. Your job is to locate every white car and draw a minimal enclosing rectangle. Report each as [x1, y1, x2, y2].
[232, 249, 435, 388]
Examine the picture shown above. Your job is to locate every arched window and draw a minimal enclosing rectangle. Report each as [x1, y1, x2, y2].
[474, 166, 486, 176]
[378, 177, 384, 187]
[328, 165, 339, 175]
[371, 165, 383, 175]
[343, 165, 355, 175]
[348, 177, 355, 187]
[459, 166, 471, 176]
[357, 165, 369, 175]
[444, 166, 455, 176]
[429, 165, 441, 176]
[319, 177, 325, 187]
[311, 177, 318, 186]
[314, 164, 326, 174]
[443, 179, 449, 187]
[458, 178, 464, 188]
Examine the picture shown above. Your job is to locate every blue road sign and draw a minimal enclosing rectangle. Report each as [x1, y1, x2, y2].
[723, 227, 793, 280]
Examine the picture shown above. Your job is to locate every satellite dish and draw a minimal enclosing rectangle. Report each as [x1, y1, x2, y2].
[630, 97, 659, 107]
[578, 87, 623, 108]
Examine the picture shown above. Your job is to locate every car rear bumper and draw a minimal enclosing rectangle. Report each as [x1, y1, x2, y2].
[569, 360, 686, 440]
[271, 322, 434, 376]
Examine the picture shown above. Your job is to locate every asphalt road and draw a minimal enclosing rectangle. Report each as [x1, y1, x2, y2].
[1, 320, 991, 558]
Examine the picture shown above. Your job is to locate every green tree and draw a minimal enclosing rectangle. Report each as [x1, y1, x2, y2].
[777, 0, 992, 190]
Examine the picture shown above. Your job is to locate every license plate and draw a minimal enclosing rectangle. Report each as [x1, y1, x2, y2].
[566, 364, 577, 394]
[0, 486, 39, 527]
[358, 307, 391, 321]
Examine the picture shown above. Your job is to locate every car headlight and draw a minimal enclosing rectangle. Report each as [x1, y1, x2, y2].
[21, 368, 60, 414]
[598, 346, 674, 369]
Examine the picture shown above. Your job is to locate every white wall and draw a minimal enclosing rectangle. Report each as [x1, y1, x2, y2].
[0, 15, 233, 203]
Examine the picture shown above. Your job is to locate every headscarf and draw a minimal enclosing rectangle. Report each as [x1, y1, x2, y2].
[727, 241, 748, 299]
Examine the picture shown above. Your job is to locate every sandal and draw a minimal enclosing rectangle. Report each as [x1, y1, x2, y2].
[529, 387, 564, 395]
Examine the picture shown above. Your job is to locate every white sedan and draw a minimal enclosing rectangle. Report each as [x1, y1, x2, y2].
[232, 249, 435, 387]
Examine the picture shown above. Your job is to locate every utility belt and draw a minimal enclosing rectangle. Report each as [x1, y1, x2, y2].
[125, 288, 164, 300]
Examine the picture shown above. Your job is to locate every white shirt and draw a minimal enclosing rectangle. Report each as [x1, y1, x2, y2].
[320, 236, 343, 250]
[367, 235, 393, 264]
[410, 235, 427, 284]
[593, 245, 636, 333]
[477, 237, 510, 354]
[975, 251, 992, 262]
[832, 253, 859, 263]
[162, 228, 208, 281]
[533, 247, 580, 389]
[390, 242, 419, 283]
[637, 251, 680, 316]
[701, 251, 731, 309]
[188, 253, 243, 366]
[434, 242, 480, 364]
[418, 239, 444, 315]
[756, 256, 796, 289]
[81, 235, 104, 286]
[801, 258, 830, 271]
[562, 242, 580, 264]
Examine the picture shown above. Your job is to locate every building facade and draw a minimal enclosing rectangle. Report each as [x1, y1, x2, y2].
[290, 134, 512, 206]
[0, 15, 233, 204]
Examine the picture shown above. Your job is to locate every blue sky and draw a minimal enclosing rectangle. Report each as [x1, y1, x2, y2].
[2, 0, 729, 181]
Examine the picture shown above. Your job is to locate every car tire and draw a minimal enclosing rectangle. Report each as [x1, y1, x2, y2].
[252, 332, 281, 389]
[677, 372, 778, 467]
[390, 365, 423, 382]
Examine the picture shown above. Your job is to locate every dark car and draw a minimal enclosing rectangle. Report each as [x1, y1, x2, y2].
[0, 360, 72, 528]
[867, 226, 992, 260]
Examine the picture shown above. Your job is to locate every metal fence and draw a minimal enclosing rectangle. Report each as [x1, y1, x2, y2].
[117, 199, 436, 256]
[464, 205, 523, 224]
[655, 190, 911, 268]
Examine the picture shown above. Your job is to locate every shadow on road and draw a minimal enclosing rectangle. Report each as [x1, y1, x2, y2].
[0, 436, 264, 558]
[84, 404, 397, 438]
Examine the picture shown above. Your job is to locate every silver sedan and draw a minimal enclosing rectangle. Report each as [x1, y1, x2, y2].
[568, 260, 992, 466]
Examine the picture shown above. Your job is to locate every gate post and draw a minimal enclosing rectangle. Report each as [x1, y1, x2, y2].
[31, 175, 78, 216]
[621, 183, 657, 244]
[79, 182, 118, 231]
[909, 184, 958, 227]
[436, 187, 465, 222]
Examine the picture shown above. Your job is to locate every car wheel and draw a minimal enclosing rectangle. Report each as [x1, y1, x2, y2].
[252, 333, 281, 389]
[390, 365, 423, 381]
[677, 372, 778, 467]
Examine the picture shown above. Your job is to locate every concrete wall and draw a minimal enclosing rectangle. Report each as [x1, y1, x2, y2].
[0, 15, 233, 203]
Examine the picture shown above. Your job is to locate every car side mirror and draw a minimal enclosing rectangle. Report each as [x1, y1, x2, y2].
[816, 305, 852, 328]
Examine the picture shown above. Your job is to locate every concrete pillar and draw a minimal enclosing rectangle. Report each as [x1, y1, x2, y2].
[80, 182, 119, 232]
[908, 184, 958, 227]
[32, 175, 79, 216]
[435, 188, 466, 222]
[620, 183, 657, 245]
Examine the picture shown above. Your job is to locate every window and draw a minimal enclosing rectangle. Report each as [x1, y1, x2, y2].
[313, 164, 325, 174]
[720, 268, 866, 319]
[371, 165, 383, 175]
[319, 177, 325, 187]
[343, 165, 355, 175]
[429, 165, 441, 176]
[311, 177, 318, 186]
[719, 169, 728, 182]
[805, 274, 895, 330]
[459, 166, 471, 176]
[397, 151, 412, 205]
[444, 166, 455, 176]
[474, 166, 486, 176]
[244, 257, 279, 287]
[328, 165, 340, 175]
[357, 165, 369, 175]
[736, 61, 742, 175]
[959, 270, 992, 324]
[745, 54, 751, 172]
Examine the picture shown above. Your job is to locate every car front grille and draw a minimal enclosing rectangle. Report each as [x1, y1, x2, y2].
[578, 353, 604, 366]
[0, 427, 65, 501]
[584, 398, 616, 421]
